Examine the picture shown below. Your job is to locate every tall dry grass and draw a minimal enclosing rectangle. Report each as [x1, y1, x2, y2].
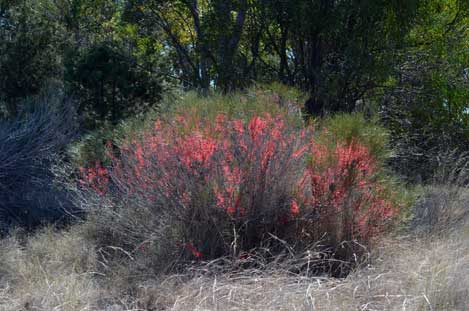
[411, 151, 469, 235]
[0, 219, 466, 310]
[0, 227, 98, 311]
[122, 228, 467, 311]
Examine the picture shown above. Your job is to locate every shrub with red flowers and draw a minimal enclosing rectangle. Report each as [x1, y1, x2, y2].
[79, 112, 400, 267]
[79, 161, 109, 196]
[297, 140, 397, 245]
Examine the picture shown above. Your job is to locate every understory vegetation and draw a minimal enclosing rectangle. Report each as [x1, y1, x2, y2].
[0, 88, 467, 310]
[1, 0, 468, 310]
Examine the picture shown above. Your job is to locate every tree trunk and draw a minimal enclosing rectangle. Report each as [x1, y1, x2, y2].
[217, 0, 248, 92]
[188, 0, 210, 94]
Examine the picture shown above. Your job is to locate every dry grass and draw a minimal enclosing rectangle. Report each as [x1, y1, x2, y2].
[411, 152, 469, 235]
[0, 196, 467, 311]
[0, 227, 99, 311]
[117, 229, 467, 311]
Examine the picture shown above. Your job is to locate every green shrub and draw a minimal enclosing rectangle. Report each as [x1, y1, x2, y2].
[318, 113, 391, 162]
[162, 83, 305, 125]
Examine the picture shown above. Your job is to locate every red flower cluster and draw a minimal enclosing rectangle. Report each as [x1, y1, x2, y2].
[301, 140, 397, 240]
[79, 161, 109, 196]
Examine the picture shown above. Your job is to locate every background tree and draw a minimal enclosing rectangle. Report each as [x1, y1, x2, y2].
[262, 0, 420, 114]
[65, 44, 163, 128]
[2, 0, 469, 184]
[0, 0, 65, 115]
[381, 0, 469, 181]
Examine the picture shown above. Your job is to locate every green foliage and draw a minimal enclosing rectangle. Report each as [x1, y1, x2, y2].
[65, 44, 163, 128]
[1, 0, 167, 125]
[121, 0, 420, 102]
[165, 83, 305, 124]
[319, 113, 391, 163]
[0, 0, 66, 115]
[274, 0, 419, 112]
[67, 127, 114, 168]
[1, 0, 468, 186]
[381, 0, 469, 181]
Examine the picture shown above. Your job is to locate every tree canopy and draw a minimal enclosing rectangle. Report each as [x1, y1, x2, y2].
[1, 0, 468, 180]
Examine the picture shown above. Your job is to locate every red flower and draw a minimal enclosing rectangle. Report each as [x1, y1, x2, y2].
[290, 199, 300, 216]
[184, 242, 202, 258]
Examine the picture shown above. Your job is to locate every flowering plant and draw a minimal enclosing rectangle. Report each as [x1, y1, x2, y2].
[80, 112, 398, 260]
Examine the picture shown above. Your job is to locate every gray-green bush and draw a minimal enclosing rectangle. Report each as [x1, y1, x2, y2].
[0, 94, 76, 232]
